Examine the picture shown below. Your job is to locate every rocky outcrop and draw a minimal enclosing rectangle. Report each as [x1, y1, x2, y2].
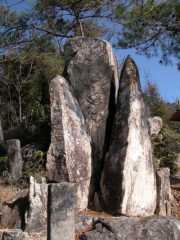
[46, 75, 91, 212]
[0, 189, 28, 231]
[100, 55, 156, 216]
[148, 116, 163, 135]
[148, 116, 163, 142]
[80, 216, 180, 240]
[64, 37, 118, 194]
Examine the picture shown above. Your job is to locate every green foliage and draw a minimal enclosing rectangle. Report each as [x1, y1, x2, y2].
[0, 155, 9, 173]
[7, 177, 15, 185]
[116, 0, 180, 70]
[153, 129, 180, 176]
[34, 150, 46, 164]
[143, 73, 170, 124]
[23, 150, 47, 179]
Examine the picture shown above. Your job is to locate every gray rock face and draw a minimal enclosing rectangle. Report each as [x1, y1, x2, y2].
[155, 168, 171, 216]
[6, 139, 23, 181]
[25, 176, 48, 232]
[64, 37, 118, 193]
[46, 75, 91, 212]
[100, 55, 156, 216]
[148, 116, 163, 135]
[47, 183, 75, 240]
[80, 216, 180, 240]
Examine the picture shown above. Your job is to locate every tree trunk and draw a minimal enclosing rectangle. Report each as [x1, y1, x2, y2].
[19, 93, 22, 123]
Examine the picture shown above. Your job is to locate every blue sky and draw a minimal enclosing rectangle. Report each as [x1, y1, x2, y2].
[2, 0, 180, 103]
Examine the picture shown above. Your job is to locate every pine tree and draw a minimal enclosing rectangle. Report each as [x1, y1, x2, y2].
[116, 0, 180, 69]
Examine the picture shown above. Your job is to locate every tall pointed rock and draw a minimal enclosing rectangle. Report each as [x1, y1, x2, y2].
[64, 37, 118, 195]
[46, 75, 91, 212]
[100, 55, 157, 216]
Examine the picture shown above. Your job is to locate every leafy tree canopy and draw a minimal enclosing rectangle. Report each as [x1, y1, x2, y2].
[116, 0, 180, 69]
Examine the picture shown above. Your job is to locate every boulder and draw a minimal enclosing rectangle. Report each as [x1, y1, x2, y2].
[9, 189, 29, 230]
[46, 75, 91, 212]
[25, 176, 48, 232]
[80, 216, 180, 240]
[64, 37, 118, 195]
[6, 139, 23, 181]
[148, 116, 163, 135]
[100, 55, 156, 216]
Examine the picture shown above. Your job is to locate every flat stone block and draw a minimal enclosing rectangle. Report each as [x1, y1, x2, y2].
[3, 229, 23, 240]
[48, 183, 75, 240]
[6, 139, 23, 181]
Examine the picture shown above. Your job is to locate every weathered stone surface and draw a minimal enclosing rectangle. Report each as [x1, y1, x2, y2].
[46, 75, 91, 212]
[9, 189, 29, 229]
[64, 37, 118, 194]
[100, 55, 156, 216]
[155, 168, 170, 216]
[0, 230, 3, 240]
[80, 216, 180, 240]
[47, 183, 75, 240]
[21, 142, 42, 161]
[6, 139, 23, 181]
[25, 176, 48, 232]
[148, 116, 163, 135]
[2, 229, 23, 240]
[23, 230, 47, 240]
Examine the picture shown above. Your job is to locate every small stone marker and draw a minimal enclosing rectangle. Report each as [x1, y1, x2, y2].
[6, 139, 23, 181]
[48, 183, 75, 240]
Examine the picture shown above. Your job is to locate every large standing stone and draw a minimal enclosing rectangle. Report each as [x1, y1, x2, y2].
[47, 183, 74, 240]
[100, 55, 156, 216]
[46, 75, 91, 212]
[64, 37, 118, 194]
[6, 139, 23, 181]
[25, 176, 48, 231]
